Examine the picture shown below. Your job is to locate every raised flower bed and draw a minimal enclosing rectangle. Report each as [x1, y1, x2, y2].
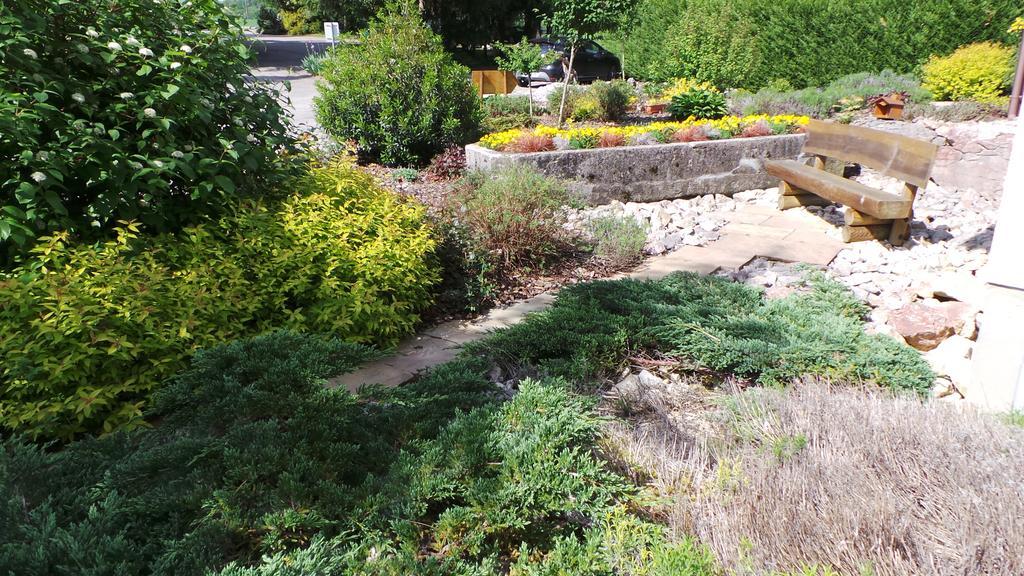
[467, 115, 810, 205]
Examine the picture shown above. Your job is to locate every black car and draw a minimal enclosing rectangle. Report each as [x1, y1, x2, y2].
[517, 38, 621, 86]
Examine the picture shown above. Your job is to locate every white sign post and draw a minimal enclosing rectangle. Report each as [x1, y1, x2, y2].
[324, 22, 340, 46]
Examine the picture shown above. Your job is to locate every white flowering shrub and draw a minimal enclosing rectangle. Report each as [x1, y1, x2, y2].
[0, 0, 299, 259]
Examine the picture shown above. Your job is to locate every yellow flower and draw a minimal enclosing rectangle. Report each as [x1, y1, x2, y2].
[476, 114, 810, 151]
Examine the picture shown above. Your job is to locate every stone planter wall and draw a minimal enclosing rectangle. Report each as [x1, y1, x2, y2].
[465, 134, 806, 205]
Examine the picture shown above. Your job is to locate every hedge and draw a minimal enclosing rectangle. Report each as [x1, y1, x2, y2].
[618, 0, 1022, 89]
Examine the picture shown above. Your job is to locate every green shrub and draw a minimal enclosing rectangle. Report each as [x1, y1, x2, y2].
[257, 6, 285, 34]
[618, 0, 1021, 88]
[0, 0, 298, 260]
[731, 70, 932, 118]
[279, 8, 320, 35]
[669, 88, 729, 119]
[0, 162, 438, 440]
[922, 41, 1016, 104]
[1, 330, 698, 575]
[903, 100, 1003, 122]
[0, 332, 499, 575]
[590, 79, 634, 121]
[547, 84, 588, 120]
[300, 50, 329, 75]
[483, 94, 534, 117]
[315, 3, 483, 166]
[457, 166, 578, 273]
[468, 272, 934, 393]
[588, 215, 648, 267]
[481, 95, 534, 134]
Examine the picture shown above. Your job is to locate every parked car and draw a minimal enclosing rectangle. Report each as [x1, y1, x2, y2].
[516, 38, 621, 86]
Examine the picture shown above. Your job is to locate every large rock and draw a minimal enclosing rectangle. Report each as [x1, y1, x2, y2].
[887, 300, 976, 351]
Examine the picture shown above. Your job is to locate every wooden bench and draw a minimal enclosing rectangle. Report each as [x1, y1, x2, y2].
[765, 119, 938, 246]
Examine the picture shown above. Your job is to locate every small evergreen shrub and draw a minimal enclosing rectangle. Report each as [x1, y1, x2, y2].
[587, 215, 648, 268]
[0, 0, 298, 259]
[469, 272, 933, 393]
[457, 166, 577, 273]
[1, 330, 700, 574]
[921, 41, 1016, 104]
[904, 100, 1003, 122]
[481, 95, 534, 134]
[669, 88, 729, 119]
[279, 8, 320, 35]
[315, 3, 482, 165]
[0, 162, 438, 440]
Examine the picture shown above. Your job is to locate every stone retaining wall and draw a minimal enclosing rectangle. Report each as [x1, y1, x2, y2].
[465, 134, 806, 205]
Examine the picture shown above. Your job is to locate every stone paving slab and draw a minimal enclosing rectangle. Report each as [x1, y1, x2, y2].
[724, 222, 794, 238]
[329, 363, 416, 393]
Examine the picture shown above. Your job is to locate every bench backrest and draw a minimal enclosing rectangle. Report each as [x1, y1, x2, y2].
[803, 119, 938, 189]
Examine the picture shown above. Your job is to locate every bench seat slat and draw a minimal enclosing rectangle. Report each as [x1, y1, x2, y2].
[765, 160, 911, 220]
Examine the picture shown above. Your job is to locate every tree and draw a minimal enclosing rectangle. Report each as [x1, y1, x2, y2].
[545, 0, 637, 125]
[495, 38, 546, 117]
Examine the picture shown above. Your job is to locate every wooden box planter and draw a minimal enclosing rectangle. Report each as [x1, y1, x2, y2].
[870, 93, 906, 120]
[644, 102, 668, 115]
[466, 133, 806, 205]
[471, 69, 518, 96]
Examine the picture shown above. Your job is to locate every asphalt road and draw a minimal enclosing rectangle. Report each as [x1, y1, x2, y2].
[248, 34, 333, 68]
[247, 35, 331, 130]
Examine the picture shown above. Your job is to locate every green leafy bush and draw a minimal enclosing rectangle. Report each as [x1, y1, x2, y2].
[0, 162, 438, 440]
[619, 0, 1020, 88]
[547, 81, 634, 122]
[457, 166, 578, 274]
[921, 41, 1016, 104]
[468, 272, 933, 393]
[0, 0, 298, 259]
[315, 3, 482, 166]
[669, 88, 729, 119]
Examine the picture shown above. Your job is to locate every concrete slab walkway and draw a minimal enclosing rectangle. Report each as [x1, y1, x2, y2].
[329, 203, 845, 392]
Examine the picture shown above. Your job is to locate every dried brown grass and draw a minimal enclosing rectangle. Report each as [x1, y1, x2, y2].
[602, 380, 1024, 576]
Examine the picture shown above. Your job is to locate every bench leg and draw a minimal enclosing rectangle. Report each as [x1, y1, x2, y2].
[843, 224, 892, 243]
[888, 184, 918, 246]
[778, 181, 832, 209]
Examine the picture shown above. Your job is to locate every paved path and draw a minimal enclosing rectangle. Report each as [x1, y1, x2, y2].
[248, 35, 332, 131]
[329, 202, 846, 392]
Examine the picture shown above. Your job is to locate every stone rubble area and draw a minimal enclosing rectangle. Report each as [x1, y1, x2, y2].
[564, 194, 734, 254]
[582, 116, 1013, 400]
[717, 175, 999, 399]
